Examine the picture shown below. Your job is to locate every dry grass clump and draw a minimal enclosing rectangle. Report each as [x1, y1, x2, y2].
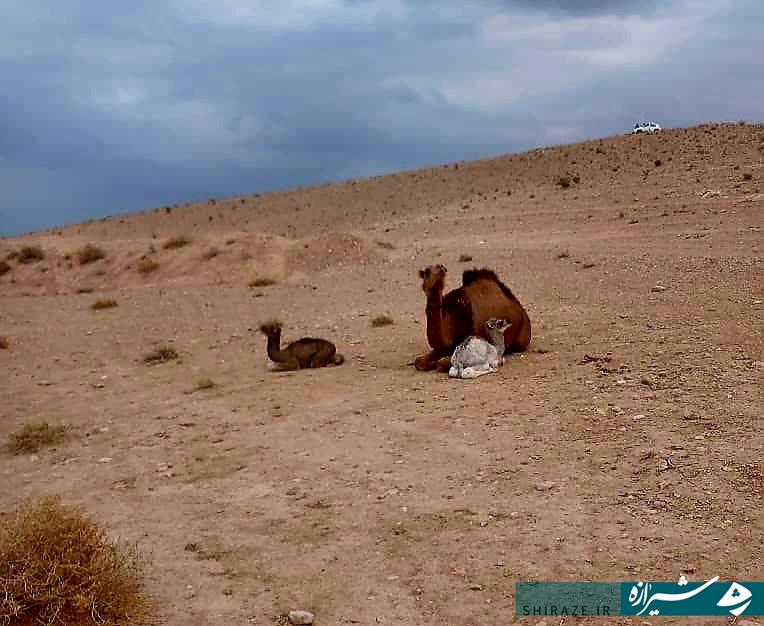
[371, 314, 394, 327]
[193, 378, 217, 391]
[0, 496, 147, 626]
[7, 421, 66, 454]
[249, 277, 277, 288]
[136, 258, 159, 276]
[0, 260, 10, 275]
[162, 235, 191, 250]
[0, 337, 9, 350]
[77, 244, 106, 265]
[91, 299, 118, 311]
[17, 246, 45, 264]
[143, 345, 178, 365]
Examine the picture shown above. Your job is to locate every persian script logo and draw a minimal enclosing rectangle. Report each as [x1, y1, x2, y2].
[624, 576, 756, 617]
[516, 578, 762, 617]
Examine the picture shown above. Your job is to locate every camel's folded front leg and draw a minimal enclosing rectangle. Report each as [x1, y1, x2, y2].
[414, 350, 439, 371]
[414, 348, 452, 371]
[435, 356, 452, 372]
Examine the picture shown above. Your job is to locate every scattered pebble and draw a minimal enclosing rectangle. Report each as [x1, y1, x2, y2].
[535, 481, 557, 492]
[288, 610, 314, 625]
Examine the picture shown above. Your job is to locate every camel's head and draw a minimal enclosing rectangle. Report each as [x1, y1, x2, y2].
[418, 264, 447, 293]
[258, 320, 283, 336]
[485, 318, 512, 337]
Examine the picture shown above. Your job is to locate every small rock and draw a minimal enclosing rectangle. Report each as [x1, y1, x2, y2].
[98, 457, 113, 463]
[632, 414, 646, 420]
[183, 585, 195, 600]
[651, 285, 666, 293]
[535, 481, 557, 492]
[469, 583, 483, 591]
[288, 610, 314, 625]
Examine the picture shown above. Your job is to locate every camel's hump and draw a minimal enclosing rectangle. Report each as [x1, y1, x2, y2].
[462, 267, 518, 300]
[462, 267, 500, 285]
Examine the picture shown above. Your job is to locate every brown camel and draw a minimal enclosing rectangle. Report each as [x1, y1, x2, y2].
[414, 265, 531, 371]
[259, 321, 344, 370]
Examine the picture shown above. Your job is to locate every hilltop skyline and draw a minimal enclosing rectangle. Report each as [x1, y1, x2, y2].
[1, 0, 762, 236]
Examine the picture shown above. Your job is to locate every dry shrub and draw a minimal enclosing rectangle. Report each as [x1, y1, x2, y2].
[76, 287, 95, 294]
[371, 314, 394, 327]
[0, 496, 147, 626]
[556, 176, 571, 188]
[249, 277, 277, 288]
[0, 260, 10, 276]
[77, 244, 106, 265]
[7, 422, 66, 454]
[376, 240, 395, 250]
[137, 259, 159, 276]
[0, 337, 8, 350]
[143, 346, 178, 365]
[162, 235, 191, 250]
[194, 378, 217, 391]
[743, 172, 753, 180]
[91, 299, 118, 311]
[18, 246, 45, 264]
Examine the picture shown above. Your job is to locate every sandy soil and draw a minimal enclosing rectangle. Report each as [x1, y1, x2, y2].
[1, 123, 762, 626]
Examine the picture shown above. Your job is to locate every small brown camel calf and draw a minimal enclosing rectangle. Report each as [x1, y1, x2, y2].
[258, 321, 344, 370]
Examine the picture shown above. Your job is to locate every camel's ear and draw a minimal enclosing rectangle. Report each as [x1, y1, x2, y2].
[418, 269, 426, 278]
[438, 264, 447, 273]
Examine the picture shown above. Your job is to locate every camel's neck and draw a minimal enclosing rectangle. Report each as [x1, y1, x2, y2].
[424, 288, 445, 348]
[487, 330, 506, 355]
[265, 334, 286, 362]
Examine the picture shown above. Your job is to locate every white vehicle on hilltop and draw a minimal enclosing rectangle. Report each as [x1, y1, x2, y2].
[632, 121, 662, 134]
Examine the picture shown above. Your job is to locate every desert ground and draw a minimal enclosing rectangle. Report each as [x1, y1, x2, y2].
[1, 123, 762, 626]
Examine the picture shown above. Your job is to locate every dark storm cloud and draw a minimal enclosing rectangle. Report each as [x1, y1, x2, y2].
[493, 0, 661, 16]
[0, 0, 761, 236]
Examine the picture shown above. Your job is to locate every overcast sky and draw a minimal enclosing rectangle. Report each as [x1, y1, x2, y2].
[1, 0, 761, 236]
